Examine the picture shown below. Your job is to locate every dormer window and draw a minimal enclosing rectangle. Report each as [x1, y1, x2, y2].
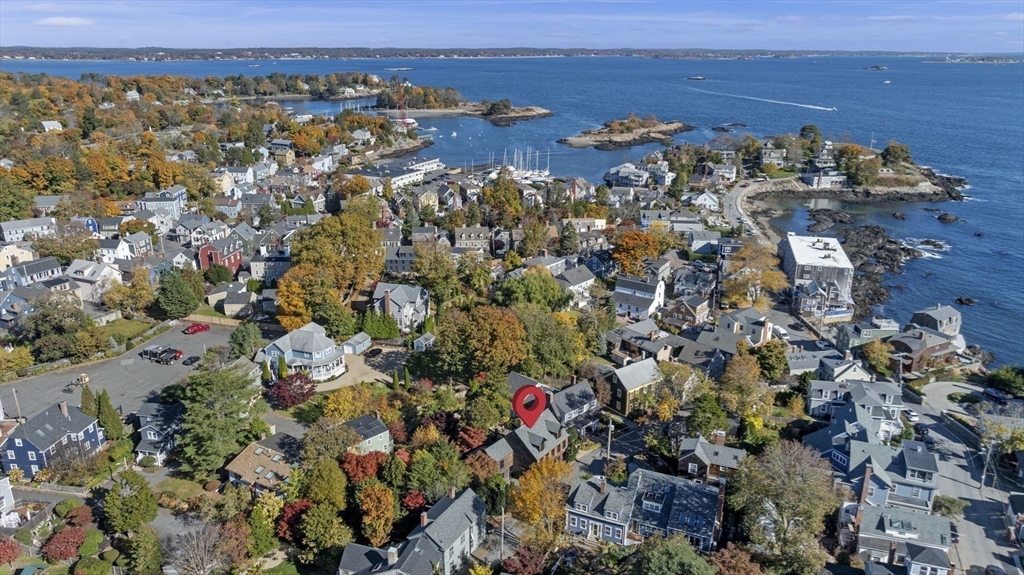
[606, 511, 618, 520]
[575, 503, 588, 512]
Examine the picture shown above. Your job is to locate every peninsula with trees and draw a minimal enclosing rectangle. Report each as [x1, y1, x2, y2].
[375, 86, 551, 126]
[558, 113, 694, 150]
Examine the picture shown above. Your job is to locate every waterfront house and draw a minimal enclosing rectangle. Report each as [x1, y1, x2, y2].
[690, 191, 720, 212]
[225, 433, 301, 495]
[806, 379, 902, 419]
[0, 217, 57, 243]
[760, 141, 788, 168]
[612, 275, 665, 320]
[909, 304, 961, 336]
[779, 233, 855, 322]
[0, 401, 104, 479]
[263, 322, 346, 381]
[338, 488, 487, 575]
[677, 432, 746, 484]
[887, 328, 960, 374]
[370, 282, 430, 333]
[352, 129, 376, 146]
[564, 468, 722, 551]
[836, 317, 901, 357]
[132, 401, 184, 467]
[605, 163, 650, 187]
[344, 414, 393, 455]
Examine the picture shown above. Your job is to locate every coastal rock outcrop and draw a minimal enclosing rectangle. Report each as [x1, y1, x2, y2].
[937, 213, 959, 223]
[807, 208, 853, 233]
[893, 212, 906, 220]
[838, 225, 923, 320]
[955, 297, 975, 306]
[558, 118, 695, 150]
[964, 345, 995, 365]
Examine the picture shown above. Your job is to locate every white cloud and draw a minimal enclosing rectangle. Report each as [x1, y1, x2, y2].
[34, 16, 94, 27]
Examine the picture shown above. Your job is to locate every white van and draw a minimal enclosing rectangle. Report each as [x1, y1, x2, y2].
[772, 326, 790, 342]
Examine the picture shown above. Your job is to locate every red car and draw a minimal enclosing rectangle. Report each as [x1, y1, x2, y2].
[183, 323, 210, 334]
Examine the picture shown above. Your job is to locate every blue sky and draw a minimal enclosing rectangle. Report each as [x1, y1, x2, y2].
[1, 1, 1022, 53]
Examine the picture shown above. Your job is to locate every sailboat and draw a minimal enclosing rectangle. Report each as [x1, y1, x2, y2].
[883, 80, 891, 84]
[451, 131, 457, 137]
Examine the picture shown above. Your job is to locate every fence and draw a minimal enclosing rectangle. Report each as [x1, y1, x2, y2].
[183, 314, 242, 327]
[941, 411, 982, 450]
[0, 500, 55, 540]
[25, 482, 91, 496]
[902, 387, 925, 406]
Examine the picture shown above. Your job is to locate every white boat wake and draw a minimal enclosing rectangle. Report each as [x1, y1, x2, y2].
[688, 88, 837, 111]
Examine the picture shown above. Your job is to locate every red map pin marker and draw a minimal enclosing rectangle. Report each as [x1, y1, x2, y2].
[513, 385, 547, 428]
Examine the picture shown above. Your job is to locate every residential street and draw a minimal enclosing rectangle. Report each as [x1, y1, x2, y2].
[919, 381, 1020, 574]
[0, 324, 233, 420]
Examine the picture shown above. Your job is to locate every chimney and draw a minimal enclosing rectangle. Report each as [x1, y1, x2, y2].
[420, 511, 429, 527]
[386, 546, 399, 566]
[383, 290, 392, 316]
[375, 410, 381, 420]
[713, 430, 726, 446]
[448, 486, 456, 500]
[600, 477, 607, 494]
[58, 401, 69, 418]
[859, 465, 873, 504]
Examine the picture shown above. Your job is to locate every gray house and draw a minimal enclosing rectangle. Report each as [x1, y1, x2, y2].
[338, 488, 487, 575]
[133, 401, 184, 467]
[565, 469, 722, 552]
[370, 282, 430, 333]
[344, 414, 393, 455]
[263, 321, 345, 381]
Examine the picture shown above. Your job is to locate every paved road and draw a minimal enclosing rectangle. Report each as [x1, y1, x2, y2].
[918, 381, 1020, 574]
[1, 324, 233, 420]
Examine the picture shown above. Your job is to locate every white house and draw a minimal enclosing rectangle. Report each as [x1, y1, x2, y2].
[263, 322, 346, 381]
[612, 275, 665, 320]
[690, 191, 720, 212]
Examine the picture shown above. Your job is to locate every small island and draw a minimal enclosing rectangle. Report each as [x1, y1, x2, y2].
[558, 113, 694, 150]
[375, 87, 550, 126]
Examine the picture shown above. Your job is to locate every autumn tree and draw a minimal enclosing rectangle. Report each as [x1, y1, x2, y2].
[686, 392, 728, 439]
[413, 243, 460, 305]
[494, 267, 571, 312]
[862, 339, 893, 375]
[359, 482, 396, 547]
[754, 339, 790, 381]
[290, 212, 384, 302]
[612, 230, 660, 276]
[636, 534, 716, 575]
[0, 538, 20, 567]
[720, 343, 773, 423]
[42, 527, 85, 563]
[513, 304, 586, 379]
[102, 265, 155, 317]
[268, 372, 316, 408]
[510, 458, 573, 551]
[341, 451, 388, 484]
[482, 169, 524, 228]
[730, 441, 840, 575]
[33, 222, 99, 266]
[880, 141, 912, 166]
[721, 243, 788, 310]
[299, 503, 353, 563]
[712, 544, 765, 575]
[466, 451, 499, 484]
[304, 457, 348, 510]
[502, 546, 547, 575]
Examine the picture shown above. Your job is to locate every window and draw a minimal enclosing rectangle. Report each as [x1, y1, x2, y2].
[579, 519, 587, 529]
[255, 466, 265, 474]
[570, 516, 577, 527]
[909, 470, 934, 482]
[147, 432, 158, 440]
[688, 463, 699, 475]
[61, 437, 68, 445]
[604, 525, 612, 537]
[911, 487, 921, 498]
[5, 450, 14, 460]
[614, 528, 622, 540]
[84, 441, 90, 450]
[27, 452, 36, 461]
[606, 512, 618, 520]
[13, 439, 21, 447]
[30, 465, 38, 474]
[867, 487, 875, 497]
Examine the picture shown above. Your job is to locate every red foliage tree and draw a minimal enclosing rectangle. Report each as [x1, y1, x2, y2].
[711, 544, 765, 575]
[0, 538, 20, 567]
[414, 378, 434, 394]
[267, 372, 316, 408]
[394, 448, 411, 466]
[276, 499, 313, 543]
[341, 451, 388, 483]
[65, 505, 94, 527]
[419, 411, 457, 438]
[219, 516, 252, 570]
[387, 420, 408, 443]
[401, 490, 427, 513]
[457, 426, 487, 454]
[42, 526, 86, 562]
[465, 450, 499, 484]
[502, 545, 547, 575]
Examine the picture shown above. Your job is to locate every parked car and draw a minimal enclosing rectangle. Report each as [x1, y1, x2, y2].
[921, 434, 937, 451]
[789, 322, 805, 331]
[814, 340, 831, 350]
[984, 566, 1006, 575]
[902, 408, 920, 423]
[949, 522, 959, 544]
[983, 387, 1009, 404]
[913, 422, 929, 436]
[182, 356, 201, 366]
[183, 323, 210, 334]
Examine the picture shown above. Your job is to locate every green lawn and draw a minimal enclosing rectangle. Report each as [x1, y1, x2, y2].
[263, 561, 322, 575]
[100, 318, 152, 341]
[193, 305, 227, 318]
[274, 391, 330, 423]
[153, 477, 208, 500]
[0, 556, 50, 575]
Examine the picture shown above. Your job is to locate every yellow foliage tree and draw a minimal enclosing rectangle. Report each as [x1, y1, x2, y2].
[510, 458, 573, 551]
[322, 384, 376, 421]
[410, 424, 442, 450]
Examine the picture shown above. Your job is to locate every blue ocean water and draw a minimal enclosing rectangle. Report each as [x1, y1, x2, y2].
[2, 56, 1021, 364]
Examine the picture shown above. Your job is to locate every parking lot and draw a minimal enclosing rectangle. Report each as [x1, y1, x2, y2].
[0, 323, 232, 420]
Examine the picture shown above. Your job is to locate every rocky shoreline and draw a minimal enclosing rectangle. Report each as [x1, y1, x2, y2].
[376, 103, 553, 126]
[807, 208, 854, 233]
[558, 120, 695, 150]
[747, 168, 966, 205]
[838, 225, 924, 320]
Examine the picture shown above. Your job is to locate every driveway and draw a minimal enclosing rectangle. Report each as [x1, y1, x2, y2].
[1, 324, 233, 420]
[918, 382, 1020, 574]
[314, 346, 411, 392]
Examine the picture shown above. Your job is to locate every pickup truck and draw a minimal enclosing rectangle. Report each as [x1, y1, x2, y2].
[141, 345, 166, 361]
[157, 349, 183, 365]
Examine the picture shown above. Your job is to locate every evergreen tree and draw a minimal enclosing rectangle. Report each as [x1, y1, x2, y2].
[125, 527, 164, 575]
[97, 389, 123, 441]
[393, 369, 400, 389]
[157, 271, 200, 319]
[404, 367, 411, 389]
[247, 506, 278, 559]
[261, 360, 272, 383]
[558, 223, 579, 256]
[277, 357, 289, 380]
[304, 457, 348, 511]
[79, 385, 96, 417]
[103, 470, 158, 535]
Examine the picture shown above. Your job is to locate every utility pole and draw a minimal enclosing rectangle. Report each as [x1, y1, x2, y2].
[12, 388, 22, 421]
[606, 422, 614, 468]
[500, 507, 505, 560]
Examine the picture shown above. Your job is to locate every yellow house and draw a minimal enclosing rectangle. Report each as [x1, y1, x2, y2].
[274, 149, 296, 167]
[0, 243, 33, 273]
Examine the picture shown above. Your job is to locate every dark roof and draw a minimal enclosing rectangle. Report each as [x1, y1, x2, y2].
[549, 382, 597, 420]
[5, 403, 98, 450]
[905, 543, 950, 568]
[344, 414, 388, 441]
[255, 432, 302, 462]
